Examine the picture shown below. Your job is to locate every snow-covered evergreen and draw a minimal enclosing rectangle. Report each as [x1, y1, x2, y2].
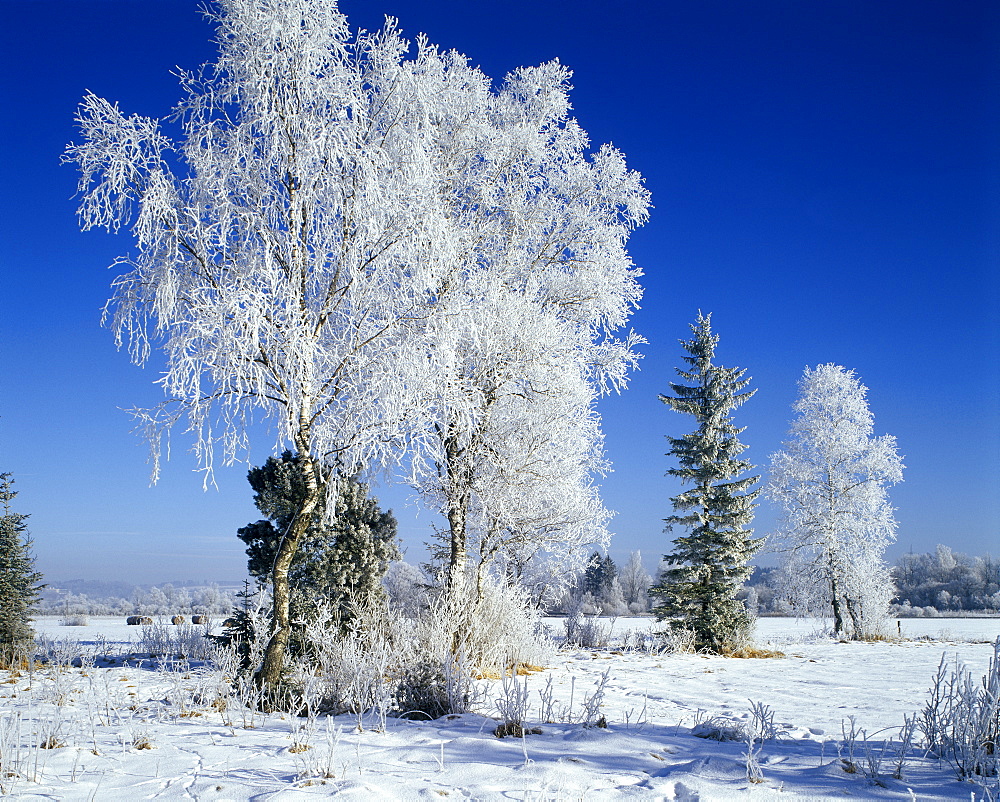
[767, 364, 904, 639]
[237, 452, 399, 637]
[650, 313, 761, 651]
[0, 473, 43, 664]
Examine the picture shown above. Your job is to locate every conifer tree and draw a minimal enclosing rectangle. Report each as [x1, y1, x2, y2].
[236, 452, 399, 640]
[0, 473, 43, 665]
[649, 313, 761, 651]
[583, 552, 618, 598]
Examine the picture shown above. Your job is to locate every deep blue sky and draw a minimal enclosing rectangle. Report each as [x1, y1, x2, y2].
[1, 0, 997, 584]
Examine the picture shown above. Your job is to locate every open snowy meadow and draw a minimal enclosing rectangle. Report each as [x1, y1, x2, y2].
[0, 616, 996, 800]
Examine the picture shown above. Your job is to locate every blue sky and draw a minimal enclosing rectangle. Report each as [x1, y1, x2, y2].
[1, 0, 997, 584]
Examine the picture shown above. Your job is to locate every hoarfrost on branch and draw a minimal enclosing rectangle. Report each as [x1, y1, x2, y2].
[767, 364, 904, 639]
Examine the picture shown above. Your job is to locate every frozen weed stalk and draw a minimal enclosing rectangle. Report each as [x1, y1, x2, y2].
[744, 729, 764, 784]
[0, 712, 28, 790]
[496, 668, 530, 726]
[839, 715, 861, 774]
[892, 714, 917, 781]
[537, 674, 564, 723]
[296, 719, 342, 782]
[860, 733, 891, 787]
[740, 698, 778, 783]
[494, 665, 541, 738]
[580, 667, 610, 728]
[288, 709, 315, 756]
[919, 636, 1000, 782]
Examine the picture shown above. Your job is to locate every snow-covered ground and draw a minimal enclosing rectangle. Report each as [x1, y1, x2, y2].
[2, 616, 996, 799]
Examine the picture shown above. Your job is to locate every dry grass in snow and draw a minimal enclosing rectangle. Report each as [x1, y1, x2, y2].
[0, 616, 997, 799]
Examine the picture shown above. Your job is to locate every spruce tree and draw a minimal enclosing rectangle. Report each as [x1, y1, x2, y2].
[236, 452, 399, 640]
[0, 473, 44, 665]
[582, 552, 617, 597]
[649, 313, 761, 651]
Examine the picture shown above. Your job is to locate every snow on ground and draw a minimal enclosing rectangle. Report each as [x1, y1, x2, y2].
[2, 616, 997, 799]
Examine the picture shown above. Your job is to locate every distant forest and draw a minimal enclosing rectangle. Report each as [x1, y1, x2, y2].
[32, 544, 1000, 619]
[37, 580, 240, 617]
[744, 545, 1000, 616]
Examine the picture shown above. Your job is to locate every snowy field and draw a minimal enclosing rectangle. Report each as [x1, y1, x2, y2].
[1, 616, 997, 799]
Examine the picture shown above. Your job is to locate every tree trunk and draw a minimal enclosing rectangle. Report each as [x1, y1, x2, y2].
[844, 596, 862, 640]
[446, 496, 468, 583]
[255, 448, 322, 699]
[830, 572, 844, 637]
[443, 431, 471, 589]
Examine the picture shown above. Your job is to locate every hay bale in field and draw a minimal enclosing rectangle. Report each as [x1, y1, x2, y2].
[126, 616, 142, 625]
[191, 615, 208, 625]
[139, 616, 153, 625]
[171, 615, 186, 625]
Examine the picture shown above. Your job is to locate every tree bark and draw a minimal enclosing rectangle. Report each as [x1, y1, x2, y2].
[443, 430, 471, 589]
[829, 571, 844, 637]
[844, 596, 862, 640]
[255, 447, 322, 699]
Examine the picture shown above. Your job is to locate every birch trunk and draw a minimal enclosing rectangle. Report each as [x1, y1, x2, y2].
[255, 446, 321, 697]
[443, 430, 471, 588]
[829, 568, 845, 637]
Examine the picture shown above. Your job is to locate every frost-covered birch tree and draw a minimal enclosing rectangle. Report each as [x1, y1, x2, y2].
[64, 0, 465, 694]
[767, 364, 904, 640]
[620, 550, 653, 612]
[405, 48, 649, 594]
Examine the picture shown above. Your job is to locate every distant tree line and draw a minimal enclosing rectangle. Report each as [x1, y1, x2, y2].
[36, 582, 237, 617]
[892, 545, 1000, 613]
[545, 550, 653, 616]
[741, 546, 1000, 616]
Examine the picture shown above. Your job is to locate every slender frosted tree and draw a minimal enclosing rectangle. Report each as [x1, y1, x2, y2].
[0, 473, 43, 665]
[404, 48, 648, 594]
[650, 313, 761, 651]
[619, 550, 652, 612]
[767, 364, 903, 639]
[64, 0, 482, 695]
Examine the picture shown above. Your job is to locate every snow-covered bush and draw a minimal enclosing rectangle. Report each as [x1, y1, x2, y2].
[394, 656, 480, 721]
[693, 701, 778, 743]
[415, 577, 554, 675]
[282, 577, 549, 721]
[291, 596, 400, 719]
[653, 625, 698, 655]
[563, 599, 612, 649]
[138, 622, 215, 661]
